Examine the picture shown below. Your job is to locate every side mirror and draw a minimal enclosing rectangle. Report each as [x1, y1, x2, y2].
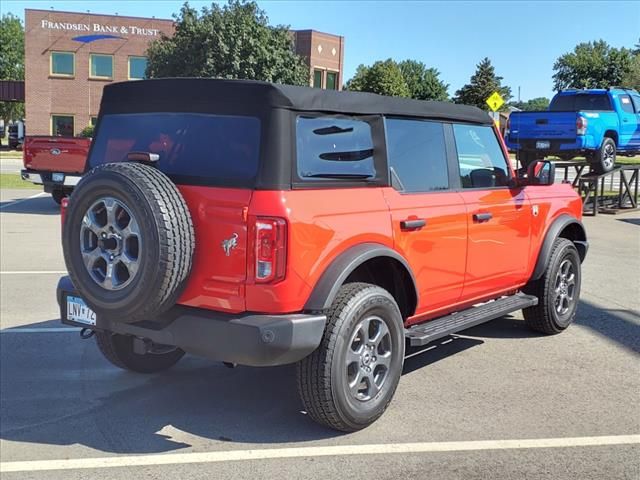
[526, 160, 555, 186]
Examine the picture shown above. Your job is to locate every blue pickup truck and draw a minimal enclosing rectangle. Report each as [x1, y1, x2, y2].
[505, 88, 640, 173]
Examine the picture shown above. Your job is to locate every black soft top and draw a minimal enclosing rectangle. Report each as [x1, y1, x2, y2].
[100, 78, 492, 125]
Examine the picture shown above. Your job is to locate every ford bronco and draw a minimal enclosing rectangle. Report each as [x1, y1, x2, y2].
[57, 79, 587, 432]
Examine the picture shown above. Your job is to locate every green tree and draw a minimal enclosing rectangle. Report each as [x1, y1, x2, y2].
[79, 125, 95, 138]
[146, 0, 309, 86]
[398, 60, 449, 101]
[509, 97, 550, 111]
[345, 59, 410, 97]
[552, 40, 634, 90]
[453, 57, 512, 110]
[0, 13, 25, 125]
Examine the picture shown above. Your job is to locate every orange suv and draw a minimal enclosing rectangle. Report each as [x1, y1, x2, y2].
[58, 79, 588, 432]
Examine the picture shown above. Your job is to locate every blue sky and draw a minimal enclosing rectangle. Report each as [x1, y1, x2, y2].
[3, 0, 639, 100]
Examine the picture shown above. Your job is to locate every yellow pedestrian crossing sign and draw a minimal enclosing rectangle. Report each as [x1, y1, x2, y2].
[486, 91, 504, 111]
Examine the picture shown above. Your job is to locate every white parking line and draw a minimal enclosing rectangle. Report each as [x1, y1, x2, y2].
[0, 327, 79, 334]
[0, 192, 47, 209]
[0, 271, 66, 275]
[1, 434, 638, 473]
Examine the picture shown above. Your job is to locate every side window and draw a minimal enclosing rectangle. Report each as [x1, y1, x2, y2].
[619, 94, 635, 114]
[385, 118, 448, 192]
[296, 116, 375, 181]
[631, 95, 640, 113]
[453, 124, 510, 188]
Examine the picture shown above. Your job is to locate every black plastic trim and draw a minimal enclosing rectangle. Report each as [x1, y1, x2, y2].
[531, 214, 588, 280]
[304, 243, 418, 312]
[57, 276, 326, 367]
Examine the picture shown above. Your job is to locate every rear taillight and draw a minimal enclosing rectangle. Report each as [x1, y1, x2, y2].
[576, 116, 587, 135]
[254, 217, 287, 283]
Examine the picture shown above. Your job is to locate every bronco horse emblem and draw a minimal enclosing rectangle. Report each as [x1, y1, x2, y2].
[221, 233, 239, 257]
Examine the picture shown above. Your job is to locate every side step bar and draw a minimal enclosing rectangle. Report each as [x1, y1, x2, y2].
[405, 293, 538, 347]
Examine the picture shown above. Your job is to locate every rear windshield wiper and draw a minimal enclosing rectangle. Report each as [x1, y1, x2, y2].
[303, 173, 374, 179]
[319, 149, 374, 162]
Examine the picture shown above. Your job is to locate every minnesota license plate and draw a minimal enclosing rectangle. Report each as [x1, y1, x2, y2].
[536, 141, 550, 149]
[52, 173, 64, 182]
[66, 295, 96, 326]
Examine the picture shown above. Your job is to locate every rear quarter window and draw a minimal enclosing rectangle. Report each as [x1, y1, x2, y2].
[89, 113, 261, 187]
[296, 116, 376, 182]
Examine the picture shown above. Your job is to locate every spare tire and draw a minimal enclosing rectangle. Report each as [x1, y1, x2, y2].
[62, 162, 194, 323]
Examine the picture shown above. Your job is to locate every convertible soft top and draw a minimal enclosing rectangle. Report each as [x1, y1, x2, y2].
[100, 78, 492, 125]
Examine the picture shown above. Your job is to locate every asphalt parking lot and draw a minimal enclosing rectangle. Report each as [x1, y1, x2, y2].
[1, 187, 639, 479]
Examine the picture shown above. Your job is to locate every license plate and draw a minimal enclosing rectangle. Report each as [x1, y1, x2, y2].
[66, 295, 96, 326]
[536, 141, 550, 149]
[52, 173, 64, 182]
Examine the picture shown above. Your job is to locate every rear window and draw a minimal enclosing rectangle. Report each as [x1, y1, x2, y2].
[296, 116, 376, 181]
[89, 113, 261, 186]
[549, 94, 612, 112]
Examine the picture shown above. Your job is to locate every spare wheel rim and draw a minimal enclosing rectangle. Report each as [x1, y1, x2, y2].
[79, 197, 142, 291]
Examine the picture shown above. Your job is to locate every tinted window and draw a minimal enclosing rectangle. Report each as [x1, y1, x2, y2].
[128, 57, 147, 80]
[453, 124, 510, 188]
[386, 118, 448, 192]
[89, 113, 261, 186]
[619, 94, 635, 113]
[296, 116, 375, 181]
[549, 93, 613, 111]
[632, 95, 640, 113]
[90, 54, 113, 79]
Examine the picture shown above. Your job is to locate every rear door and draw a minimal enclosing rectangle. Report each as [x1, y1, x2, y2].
[382, 118, 467, 321]
[88, 113, 261, 312]
[452, 123, 532, 301]
[616, 93, 639, 149]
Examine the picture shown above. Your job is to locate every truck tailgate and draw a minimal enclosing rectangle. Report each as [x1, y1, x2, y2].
[508, 112, 577, 140]
[23, 136, 90, 174]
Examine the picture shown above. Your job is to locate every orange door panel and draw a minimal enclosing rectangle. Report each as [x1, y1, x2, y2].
[458, 188, 531, 300]
[382, 187, 467, 321]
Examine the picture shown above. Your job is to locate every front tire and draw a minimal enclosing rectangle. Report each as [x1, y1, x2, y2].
[523, 238, 581, 335]
[296, 283, 405, 432]
[95, 331, 185, 373]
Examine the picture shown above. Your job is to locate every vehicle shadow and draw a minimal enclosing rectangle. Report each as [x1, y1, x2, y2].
[1, 298, 636, 455]
[617, 217, 640, 226]
[0, 194, 58, 215]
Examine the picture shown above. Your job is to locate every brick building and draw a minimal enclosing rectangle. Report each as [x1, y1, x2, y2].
[24, 9, 345, 136]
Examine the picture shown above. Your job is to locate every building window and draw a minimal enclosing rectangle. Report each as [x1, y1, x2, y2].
[313, 69, 323, 88]
[90, 54, 114, 79]
[326, 71, 338, 90]
[51, 115, 74, 137]
[128, 56, 147, 80]
[90, 116, 98, 126]
[50, 52, 75, 77]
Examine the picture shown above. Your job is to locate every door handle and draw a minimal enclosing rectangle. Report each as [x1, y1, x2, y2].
[400, 218, 426, 230]
[473, 212, 492, 222]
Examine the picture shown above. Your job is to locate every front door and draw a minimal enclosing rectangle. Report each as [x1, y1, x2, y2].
[451, 123, 532, 301]
[382, 118, 467, 322]
[617, 94, 638, 149]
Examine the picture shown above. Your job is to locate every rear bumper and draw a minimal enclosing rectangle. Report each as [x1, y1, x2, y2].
[21, 169, 81, 189]
[505, 136, 597, 153]
[56, 276, 326, 367]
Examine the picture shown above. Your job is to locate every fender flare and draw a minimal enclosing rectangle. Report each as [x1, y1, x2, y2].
[304, 243, 418, 312]
[531, 214, 588, 281]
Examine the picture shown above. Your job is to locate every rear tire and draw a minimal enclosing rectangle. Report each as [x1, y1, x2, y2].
[95, 331, 185, 373]
[51, 189, 65, 205]
[523, 238, 581, 335]
[296, 283, 405, 432]
[591, 137, 616, 174]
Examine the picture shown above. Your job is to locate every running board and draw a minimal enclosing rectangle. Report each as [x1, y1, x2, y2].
[405, 293, 538, 347]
